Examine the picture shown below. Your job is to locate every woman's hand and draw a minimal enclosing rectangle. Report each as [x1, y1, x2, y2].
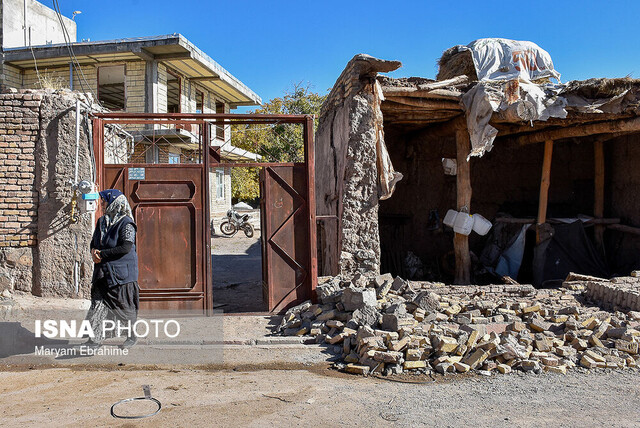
[91, 249, 102, 264]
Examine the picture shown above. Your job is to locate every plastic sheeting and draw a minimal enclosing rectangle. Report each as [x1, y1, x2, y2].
[462, 80, 568, 158]
[460, 38, 561, 83]
[480, 221, 528, 280]
[532, 221, 609, 287]
[374, 80, 403, 200]
[456, 38, 568, 158]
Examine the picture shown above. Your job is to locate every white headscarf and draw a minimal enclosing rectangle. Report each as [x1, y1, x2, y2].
[100, 194, 134, 244]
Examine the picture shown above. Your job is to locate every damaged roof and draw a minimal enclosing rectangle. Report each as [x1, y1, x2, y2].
[351, 47, 640, 157]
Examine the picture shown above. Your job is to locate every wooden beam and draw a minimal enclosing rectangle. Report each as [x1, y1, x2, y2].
[189, 76, 221, 82]
[454, 128, 472, 284]
[608, 224, 640, 236]
[382, 88, 462, 100]
[496, 217, 619, 225]
[536, 140, 554, 243]
[383, 97, 461, 110]
[516, 117, 640, 146]
[594, 138, 605, 252]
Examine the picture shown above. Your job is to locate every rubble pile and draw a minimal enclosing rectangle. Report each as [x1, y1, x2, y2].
[279, 274, 640, 376]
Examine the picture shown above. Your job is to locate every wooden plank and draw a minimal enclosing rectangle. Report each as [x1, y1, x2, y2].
[454, 128, 472, 284]
[516, 117, 640, 146]
[537, 140, 554, 243]
[594, 139, 605, 252]
[382, 89, 463, 100]
[496, 217, 619, 225]
[607, 224, 640, 236]
[380, 75, 469, 95]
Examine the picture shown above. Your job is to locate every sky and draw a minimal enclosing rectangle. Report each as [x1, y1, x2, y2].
[56, 0, 640, 109]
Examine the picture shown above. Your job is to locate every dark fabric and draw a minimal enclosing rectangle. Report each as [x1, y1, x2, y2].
[100, 241, 133, 259]
[99, 189, 124, 205]
[91, 216, 138, 286]
[99, 223, 135, 259]
[86, 278, 139, 343]
[92, 278, 139, 322]
[532, 221, 609, 287]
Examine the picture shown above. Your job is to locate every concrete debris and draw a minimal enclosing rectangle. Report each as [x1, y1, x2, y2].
[279, 274, 640, 377]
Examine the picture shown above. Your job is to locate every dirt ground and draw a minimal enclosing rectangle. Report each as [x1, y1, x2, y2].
[211, 232, 265, 313]
[1, 365, 639, 427]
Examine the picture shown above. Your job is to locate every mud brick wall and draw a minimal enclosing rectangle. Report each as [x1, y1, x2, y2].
[380, 129, 595, 281]
[0, 89, 94, 297]
[315, 55, 401, 278]
[607, 134, 640, 274]
[585, 277, 640, 312]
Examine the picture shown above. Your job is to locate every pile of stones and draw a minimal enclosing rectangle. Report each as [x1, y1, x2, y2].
[278, 274, 640, 376]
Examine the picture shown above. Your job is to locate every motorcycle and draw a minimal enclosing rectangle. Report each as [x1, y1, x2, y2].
[220, 209, 254, 238]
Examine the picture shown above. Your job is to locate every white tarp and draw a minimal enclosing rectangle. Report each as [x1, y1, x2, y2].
[461, 38, 561, 82]
[463, 81, 568, 158]
[458, 38, 565, 157]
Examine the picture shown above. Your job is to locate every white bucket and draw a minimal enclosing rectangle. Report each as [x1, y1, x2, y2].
[453, 212, 474, 235]
[443, 209, 458, 227]
[472, 214, 492, 236]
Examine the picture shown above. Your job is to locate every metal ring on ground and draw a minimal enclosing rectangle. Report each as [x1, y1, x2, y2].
[110, 396, 162, 419]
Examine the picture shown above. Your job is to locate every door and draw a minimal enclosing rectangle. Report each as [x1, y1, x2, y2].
[104, 164, 211, 312]
[260, 165, 313, 312]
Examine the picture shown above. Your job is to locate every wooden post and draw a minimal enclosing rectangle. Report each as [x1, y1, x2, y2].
[454, 128, 472, 284]
[536, 139, 554, 243]
[594, 138, 605, 253]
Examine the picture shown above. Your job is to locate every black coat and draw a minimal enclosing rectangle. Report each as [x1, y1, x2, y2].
[91, 217, 139, 287]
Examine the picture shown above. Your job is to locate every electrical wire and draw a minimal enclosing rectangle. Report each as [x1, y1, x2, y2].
[29, 45, 43, 89]
[51, 0, 102, 107]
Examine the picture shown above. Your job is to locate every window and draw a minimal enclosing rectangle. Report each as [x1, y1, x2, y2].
[168, 153, 180, 164]
[216, 168, 225, 200]
[167, 70, 181, 113]
[98, 65, 125, 110]
[195, 90, 204, 114]
[215, 101, 225, 140]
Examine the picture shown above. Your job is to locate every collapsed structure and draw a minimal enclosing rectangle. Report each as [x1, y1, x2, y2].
[316, 39, 640, 288]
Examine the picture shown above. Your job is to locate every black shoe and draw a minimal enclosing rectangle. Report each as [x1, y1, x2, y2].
[120, 336, 138, 349]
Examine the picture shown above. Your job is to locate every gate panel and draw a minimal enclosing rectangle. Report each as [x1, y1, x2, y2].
[104, 165, 208, 312]
[95, 113, 316, 315]
[262, 165, 312, 312]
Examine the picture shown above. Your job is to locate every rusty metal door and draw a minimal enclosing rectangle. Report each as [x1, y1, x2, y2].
[94, 113, 316, 315]
[103, 164, 210, 312]
[260, 165, 313, 312]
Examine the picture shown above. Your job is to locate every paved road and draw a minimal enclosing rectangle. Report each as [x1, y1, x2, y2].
[211, 234, 265, 312]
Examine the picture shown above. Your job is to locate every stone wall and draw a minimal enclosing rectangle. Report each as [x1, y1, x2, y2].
[0, 88, 94, 297]
[315, 55, 401, 278]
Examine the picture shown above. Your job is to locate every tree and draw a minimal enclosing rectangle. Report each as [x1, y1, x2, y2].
[230, 84, 327, 202]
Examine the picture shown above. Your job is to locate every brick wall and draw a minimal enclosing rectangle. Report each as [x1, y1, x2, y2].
[125, 61, 145, 113]
[0, 89, 94, 297]
[22, 65, 98, 95]
[0, 63, 22, 88]
[157, 64, 168, 114]
[0, 91, 41, 248]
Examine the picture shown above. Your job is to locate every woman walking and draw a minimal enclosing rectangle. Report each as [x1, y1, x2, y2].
[85, 189, 139, 349]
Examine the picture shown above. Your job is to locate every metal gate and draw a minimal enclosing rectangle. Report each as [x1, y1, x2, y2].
[93, 113, 317, 314]
[260, 165, 312, 312]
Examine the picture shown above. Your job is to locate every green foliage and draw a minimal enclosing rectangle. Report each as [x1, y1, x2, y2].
[230, 83, 327, 201]
[230, 167, 259, 202]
